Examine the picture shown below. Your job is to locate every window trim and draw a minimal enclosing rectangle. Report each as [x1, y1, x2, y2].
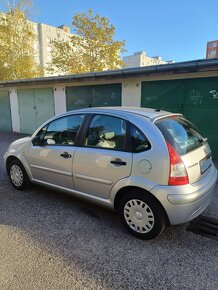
[78, 113, 131, 152]
[129, 124, 152, 153]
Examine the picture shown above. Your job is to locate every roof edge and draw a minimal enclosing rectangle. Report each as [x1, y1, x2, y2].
[1, 58, 218, 87]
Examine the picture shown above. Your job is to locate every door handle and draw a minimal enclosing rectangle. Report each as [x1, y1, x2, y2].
[60, 152, 72, 158]
[111, 159, 126, 166]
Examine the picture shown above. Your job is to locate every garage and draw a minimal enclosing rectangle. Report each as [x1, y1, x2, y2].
[18, 88, 55, 134]
[66, 83, 122, 110]
[0, 90, 12, 131]
[141, 77, 218, 158]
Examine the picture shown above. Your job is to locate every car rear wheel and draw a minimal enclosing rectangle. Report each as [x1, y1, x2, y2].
[119, 190, 166, 239]
[9, 159, 29, 190]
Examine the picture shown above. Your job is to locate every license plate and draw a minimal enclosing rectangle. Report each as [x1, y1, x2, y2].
[200, 156, 212, 174]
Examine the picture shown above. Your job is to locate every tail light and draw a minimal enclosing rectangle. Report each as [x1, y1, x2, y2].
[166, 142, 189, 186]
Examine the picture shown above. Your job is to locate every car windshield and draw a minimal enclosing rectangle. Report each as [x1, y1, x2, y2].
[155, 116, 205, 155]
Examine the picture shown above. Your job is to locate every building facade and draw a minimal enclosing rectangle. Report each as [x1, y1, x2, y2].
[123, 51, 173, 68]
[0, 12, 74, 76]
[206, 40, 218, 59]
[31, 22, 73, 76]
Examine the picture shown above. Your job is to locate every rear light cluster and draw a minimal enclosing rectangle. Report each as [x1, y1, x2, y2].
[166, 142, 189, 186]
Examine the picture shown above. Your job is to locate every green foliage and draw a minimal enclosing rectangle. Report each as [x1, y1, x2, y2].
[50, 10, 126, 74]
[0, 1, 42, 81]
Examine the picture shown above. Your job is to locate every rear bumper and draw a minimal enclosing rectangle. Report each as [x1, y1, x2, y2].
[151, 164, 217, 225]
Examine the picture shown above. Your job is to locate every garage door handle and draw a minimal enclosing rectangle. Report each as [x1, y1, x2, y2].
[111, 159, 126, 166]
[60, 152, 72, 158]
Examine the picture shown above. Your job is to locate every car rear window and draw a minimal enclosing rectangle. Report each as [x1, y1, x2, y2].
[155, 116, 205, 155]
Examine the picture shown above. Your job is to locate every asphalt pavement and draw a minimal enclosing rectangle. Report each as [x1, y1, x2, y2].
[0, 131, 218, 290]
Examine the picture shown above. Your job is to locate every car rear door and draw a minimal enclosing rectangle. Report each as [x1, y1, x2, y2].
[73, 114, 133, 199]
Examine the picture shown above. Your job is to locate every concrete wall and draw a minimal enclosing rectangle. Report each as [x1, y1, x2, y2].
[122, 80, 141, 107]
[9, 88, 20, 132]
[123, 52, 169, 68]
[54, 85, 67, 115]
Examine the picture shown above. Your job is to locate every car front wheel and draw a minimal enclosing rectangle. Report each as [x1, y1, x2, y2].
[8, 159, 29, 190]
[119, 190, 167, 239]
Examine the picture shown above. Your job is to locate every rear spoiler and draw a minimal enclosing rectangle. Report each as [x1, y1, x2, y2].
[151, 113, 183, 123]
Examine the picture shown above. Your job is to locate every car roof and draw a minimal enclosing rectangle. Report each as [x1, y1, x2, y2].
[65, 107, 179, 120]
[33, 106, 183, 137]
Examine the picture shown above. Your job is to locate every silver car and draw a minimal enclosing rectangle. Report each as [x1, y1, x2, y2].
[4, 107, 217, 239]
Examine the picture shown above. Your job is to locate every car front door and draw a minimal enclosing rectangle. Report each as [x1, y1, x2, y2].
[26, 114, 85, 189]
[73, 114, 133, 199]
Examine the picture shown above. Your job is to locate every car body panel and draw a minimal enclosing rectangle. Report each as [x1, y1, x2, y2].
[151, 164, 217, 224]
[73, 147, 132, 198]
[129, 114, 170, 185]
[24, 145, 76, 189]
[181, 142, 212, 184]
[4, 137, 33, 179]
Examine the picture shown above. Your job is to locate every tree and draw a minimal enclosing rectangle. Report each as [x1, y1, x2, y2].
[50, 10, 126, 74]
[0, 1, 42, 81]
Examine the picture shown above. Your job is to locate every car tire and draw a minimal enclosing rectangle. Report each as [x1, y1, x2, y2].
[119, 190, 167, 239]
[8, 159, 30, 190]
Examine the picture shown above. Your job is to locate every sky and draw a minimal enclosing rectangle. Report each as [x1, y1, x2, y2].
[32, 0, 218, 62]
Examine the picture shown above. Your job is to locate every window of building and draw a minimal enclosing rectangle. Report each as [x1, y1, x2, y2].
[208, 42, 217, 48]
[209, 50, 216, 56]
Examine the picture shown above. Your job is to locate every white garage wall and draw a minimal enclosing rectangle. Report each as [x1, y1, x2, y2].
[54, 85, 66, 115]
[9, 88, 20, 132]
[121, 80, 141, 107]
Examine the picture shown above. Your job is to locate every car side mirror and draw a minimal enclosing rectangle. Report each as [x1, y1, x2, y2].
[46, 138, 56, 145]
[32, 136, 43, 146]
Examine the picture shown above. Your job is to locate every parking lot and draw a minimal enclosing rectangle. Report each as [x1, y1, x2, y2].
[0, 131, 218, 290]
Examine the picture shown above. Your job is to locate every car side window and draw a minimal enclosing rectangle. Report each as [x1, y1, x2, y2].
[43, 114, 84, 146]
[84, 115, 127, 150]
[131, 125, 151, 152]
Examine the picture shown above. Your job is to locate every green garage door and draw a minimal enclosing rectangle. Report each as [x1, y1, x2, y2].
[141, 77, 218, 158]
[0, 91, 12, 131]
[184, 78, 218, 159]
[18, 88, 55, 134]
[66, 84, 121, 111]
[141, 79, 185, 113]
